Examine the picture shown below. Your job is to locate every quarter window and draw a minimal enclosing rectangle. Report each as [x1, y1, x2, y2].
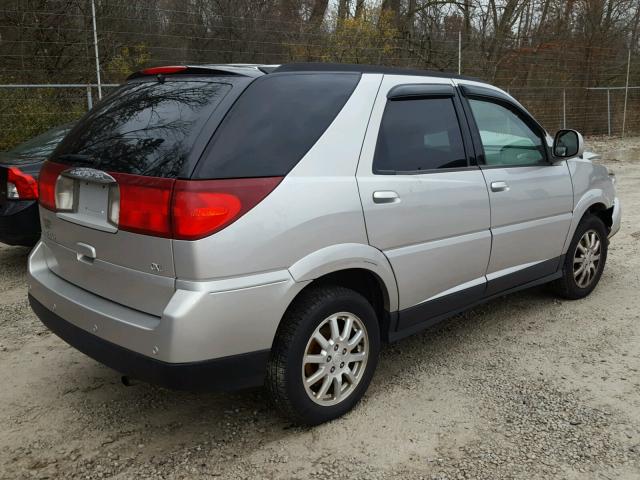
[373, 97, 467, 173]
[468, 99, 546, 166]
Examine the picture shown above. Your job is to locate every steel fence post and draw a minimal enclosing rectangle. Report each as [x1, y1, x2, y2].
[607, 89, 611, 136]
[91, 0, 102, 99]
[562, 89, 566, 129]
[86, 86, 93, 110]
[458, 31, 462, 75]
[622, 49, 631, 137]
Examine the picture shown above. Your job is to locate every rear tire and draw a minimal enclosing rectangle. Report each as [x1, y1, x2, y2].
[552, 215, 608, 300]
[266, 285, 380, 425]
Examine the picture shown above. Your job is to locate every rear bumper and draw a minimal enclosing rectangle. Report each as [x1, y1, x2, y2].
[0, 201, 40, 246]
[30, 294, 269, 391]
[27, 241, 308, 391]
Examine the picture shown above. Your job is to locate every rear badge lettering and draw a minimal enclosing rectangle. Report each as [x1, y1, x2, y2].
[64, 168, 116, 184]
[150, 263, 163, 273]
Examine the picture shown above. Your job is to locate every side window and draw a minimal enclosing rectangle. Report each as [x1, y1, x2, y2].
[468, 98, 546, 166]
[373, 97, 467, 173]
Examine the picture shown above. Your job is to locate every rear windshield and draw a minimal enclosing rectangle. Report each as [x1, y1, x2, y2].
[194, 72, 360, 179]
[51, 80, 231, 178]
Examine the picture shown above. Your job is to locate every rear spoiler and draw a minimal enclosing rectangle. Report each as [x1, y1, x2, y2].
[127, 65, 264, 80]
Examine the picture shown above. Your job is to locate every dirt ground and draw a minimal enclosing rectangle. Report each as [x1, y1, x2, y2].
[1, 137, 639, 480]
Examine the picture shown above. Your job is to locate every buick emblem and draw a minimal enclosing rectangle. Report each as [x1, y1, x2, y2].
[63, 168, 115, 184]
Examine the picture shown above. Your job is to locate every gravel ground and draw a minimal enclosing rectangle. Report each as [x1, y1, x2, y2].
[1, 137, 639, 480]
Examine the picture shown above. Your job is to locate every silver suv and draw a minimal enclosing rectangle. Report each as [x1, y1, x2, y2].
[28, 63, 621, 424]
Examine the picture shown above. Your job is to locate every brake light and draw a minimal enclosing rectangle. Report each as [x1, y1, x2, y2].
[172, 178, 282, 240]
[112, 173, 174, 238]
[37, 163, 282, 240]
[38, 161, 67, 210]
[6, 167, 38, 200]
[141, 66, 188, 76]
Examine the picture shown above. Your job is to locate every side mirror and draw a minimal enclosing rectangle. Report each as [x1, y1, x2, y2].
[553, 129, 584, 158]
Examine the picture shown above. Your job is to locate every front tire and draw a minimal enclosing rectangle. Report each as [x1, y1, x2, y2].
[266, 286, 380, 425]
[552, 214, 608, 299]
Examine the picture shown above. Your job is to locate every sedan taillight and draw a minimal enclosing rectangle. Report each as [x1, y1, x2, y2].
[7, 167, 38, 200]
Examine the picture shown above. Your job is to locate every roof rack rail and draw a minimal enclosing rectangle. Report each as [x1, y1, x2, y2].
[271, 62, 483, 82]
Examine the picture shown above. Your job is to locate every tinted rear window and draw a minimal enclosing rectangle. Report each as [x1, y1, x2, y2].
[51, 80, 231, 178]
[194, 73, 360, 179]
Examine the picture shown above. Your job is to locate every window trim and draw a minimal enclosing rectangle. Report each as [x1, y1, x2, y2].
[372, 85, 476, 175]
[387, 83, 454, 100]
[458, 85, 552, 168]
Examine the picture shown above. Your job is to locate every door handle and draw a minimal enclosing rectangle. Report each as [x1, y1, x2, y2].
[490, 181, 510, 192]
[373, 190, 400, 204]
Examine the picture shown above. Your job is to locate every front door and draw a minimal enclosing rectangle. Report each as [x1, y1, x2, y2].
[356, 76, 491, 332]
[459, 85, 574, 294]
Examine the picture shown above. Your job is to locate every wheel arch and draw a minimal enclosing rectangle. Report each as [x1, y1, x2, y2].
[563, 191, 614, 254]
[288, 243, 398, 310]
[286, 243, 399, 340]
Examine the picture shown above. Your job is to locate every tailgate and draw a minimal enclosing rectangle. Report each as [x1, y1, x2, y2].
[34, 78, 240, 316]
[40, 207, 174, 317]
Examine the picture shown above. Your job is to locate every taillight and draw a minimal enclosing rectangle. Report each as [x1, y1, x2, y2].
[112, 173, 175, 238]
[141, 66, 187, 76]
[6, 167, 38, 200]
[37, 162, 282, 240]
[172, 177, 282, 240]
[38, 161, 67, 210]
[55, 175, 75, 211]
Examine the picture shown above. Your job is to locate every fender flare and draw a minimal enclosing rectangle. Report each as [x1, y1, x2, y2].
[288, 243, 399, 312]
[562, 189, 613, 254]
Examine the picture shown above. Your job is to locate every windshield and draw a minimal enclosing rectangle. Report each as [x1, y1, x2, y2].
[1, 123, 73, 165]
[51, 80, 231, 178]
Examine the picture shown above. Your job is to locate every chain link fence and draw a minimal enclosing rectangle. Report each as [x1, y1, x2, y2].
[2, 1, 640, 150]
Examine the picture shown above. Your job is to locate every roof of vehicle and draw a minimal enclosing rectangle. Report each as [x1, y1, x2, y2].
[271, 63, 484, 82]
[127, 62, 485, 83]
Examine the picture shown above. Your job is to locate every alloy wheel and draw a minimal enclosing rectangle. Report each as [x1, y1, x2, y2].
[573, 229, 602, 288]
[301, 312, 369, 407]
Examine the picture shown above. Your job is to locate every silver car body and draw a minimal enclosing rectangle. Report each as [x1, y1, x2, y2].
[27, 65, 621, 389]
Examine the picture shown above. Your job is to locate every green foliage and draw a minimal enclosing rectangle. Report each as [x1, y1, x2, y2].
[0, 43, 151, 151]
[105, 44, 152, 83]
[289, 8, 400, 64]
[0, 88, 85, 151]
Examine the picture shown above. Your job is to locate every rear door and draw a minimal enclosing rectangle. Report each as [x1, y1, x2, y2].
[356, 76, 491, 332]
[458, 83, 573, 294]
[40, 77, 238, 316]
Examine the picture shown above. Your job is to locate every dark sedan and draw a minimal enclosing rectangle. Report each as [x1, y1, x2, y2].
[0, 123, 73, 246]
